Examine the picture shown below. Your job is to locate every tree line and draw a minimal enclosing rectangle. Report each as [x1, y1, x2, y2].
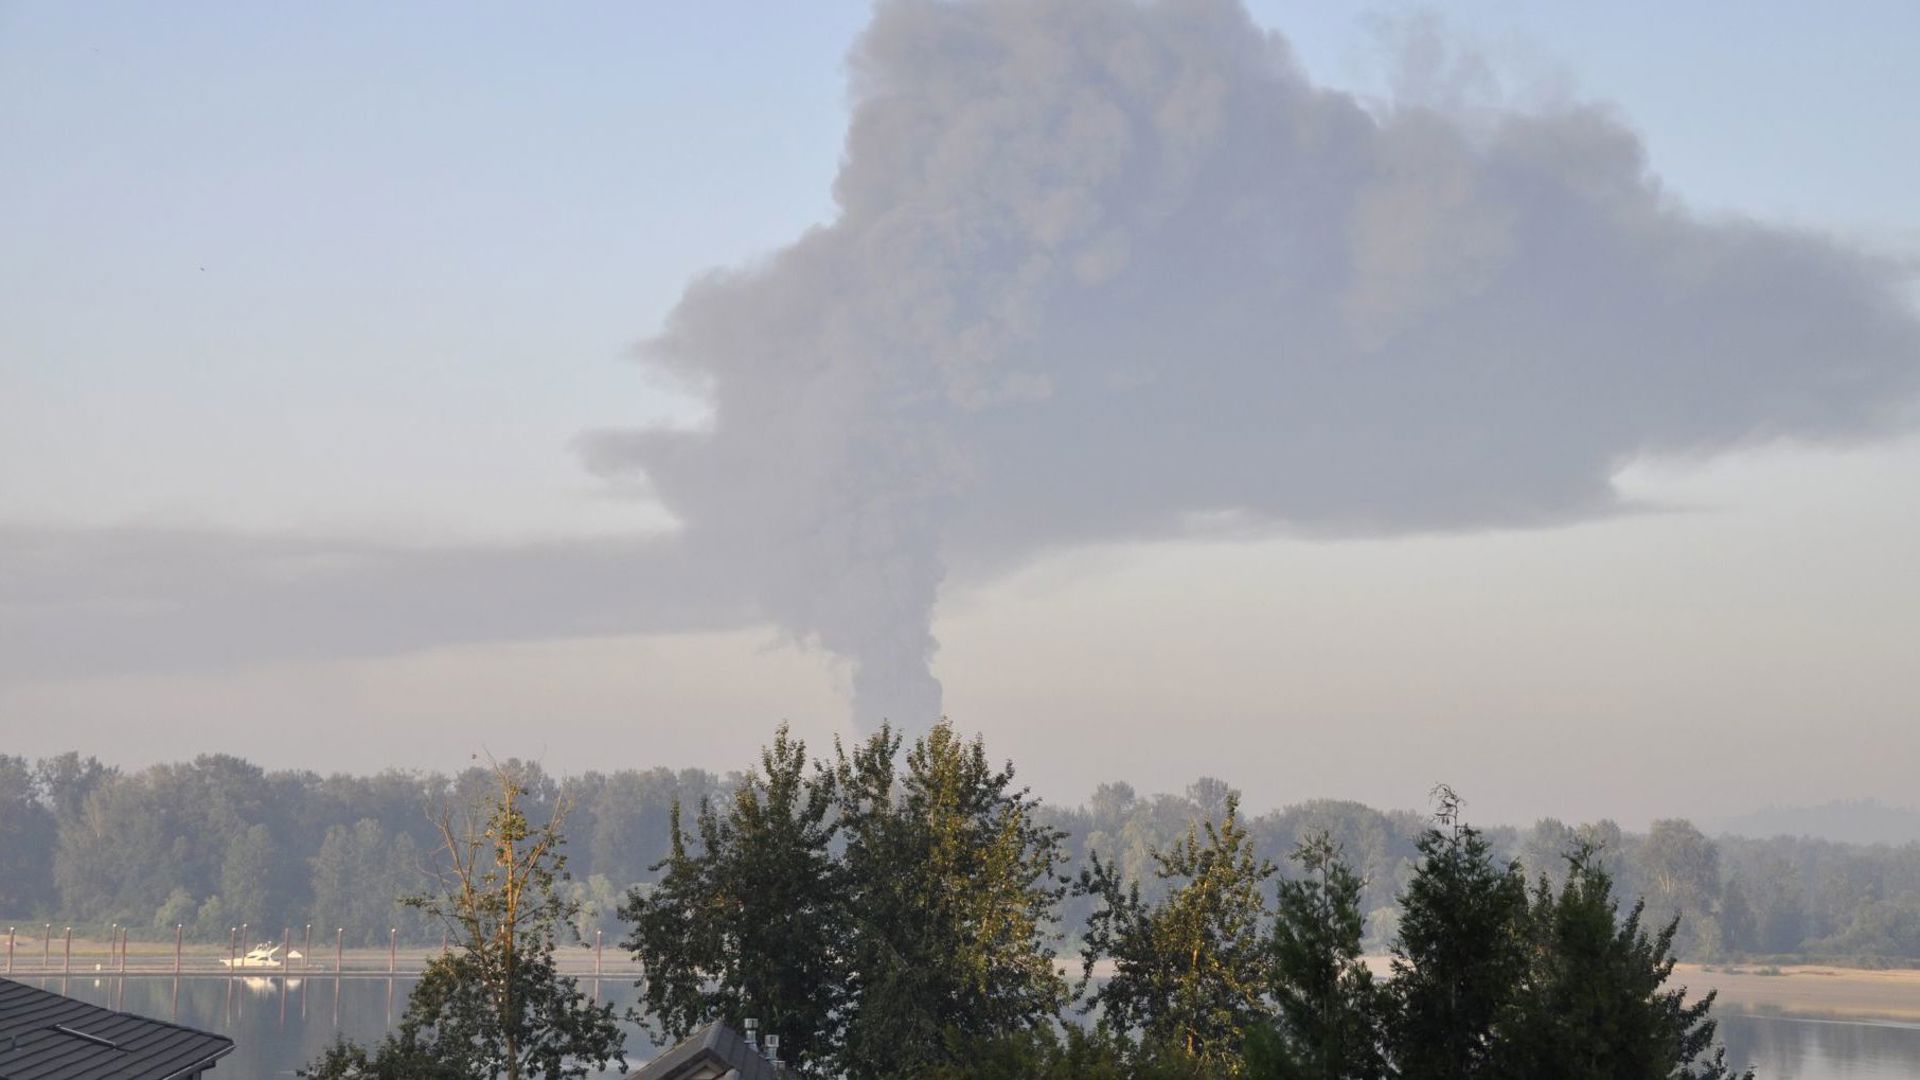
[305, 723, 1753, 1078]
[0, 751, 724, 946]
[4, 746, 1920, 965]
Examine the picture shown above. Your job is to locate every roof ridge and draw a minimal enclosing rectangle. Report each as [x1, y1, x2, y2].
[0, 977, 239, 1043]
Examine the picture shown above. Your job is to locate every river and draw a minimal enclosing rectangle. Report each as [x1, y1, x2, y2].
[12, 974, 1920, 1077]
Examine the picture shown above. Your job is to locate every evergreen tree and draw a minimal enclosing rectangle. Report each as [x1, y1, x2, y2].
[301, 762, 623, 1080]
[925, 1025, 1215, 1080]
[621, 724, 845, 1074]
[834, 720, 1071, 1079]
[1081, 792, 1276, 1071]
[1388, 786, 1528, 1080]
[1247, 831, 1386, 1080]
[1501, 843, 1753, 1080]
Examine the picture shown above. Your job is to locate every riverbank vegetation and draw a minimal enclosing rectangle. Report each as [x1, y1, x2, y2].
[282, 724, 1753, 1077]
[5, 744, 1919, 970]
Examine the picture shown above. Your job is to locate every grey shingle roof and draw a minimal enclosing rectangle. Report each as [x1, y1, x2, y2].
[629, 1020, 787, 1080]
[0, 977, 234, 1080]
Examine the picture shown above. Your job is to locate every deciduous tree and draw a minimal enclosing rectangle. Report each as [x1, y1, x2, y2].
[1081, 792, 1275, 1071]
[301, 762, 622, 1080]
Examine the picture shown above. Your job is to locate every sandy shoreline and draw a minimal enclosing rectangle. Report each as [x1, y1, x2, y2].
[1340, 956, 1920, 1023]
[1670, 963, 1920, 1023]
[22, 938, 1920, 1023]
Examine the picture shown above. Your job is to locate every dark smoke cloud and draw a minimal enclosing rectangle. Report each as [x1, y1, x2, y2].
[579, 0, 1920, 730]
[0, 526, 750, 681]
[7, 2, 1916, 725]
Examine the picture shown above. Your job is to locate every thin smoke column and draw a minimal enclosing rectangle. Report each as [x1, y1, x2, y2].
[584, 0, 1920, 732]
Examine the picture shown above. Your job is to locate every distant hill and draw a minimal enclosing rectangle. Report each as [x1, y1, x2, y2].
[1708, 799, 1920, 846]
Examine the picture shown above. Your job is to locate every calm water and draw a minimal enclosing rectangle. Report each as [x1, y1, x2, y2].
[14, 974, 656, 1077]
[15, 975, 1920, 1078]
[1719, 1008, 1920, 1080]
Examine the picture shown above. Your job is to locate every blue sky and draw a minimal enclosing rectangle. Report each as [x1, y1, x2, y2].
[2, 2, 1917, 823]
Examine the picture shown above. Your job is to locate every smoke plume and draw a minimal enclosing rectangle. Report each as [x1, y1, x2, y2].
[580, 0, 1919, 732]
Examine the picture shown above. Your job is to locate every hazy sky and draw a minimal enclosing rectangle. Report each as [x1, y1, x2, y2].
[4, 1, 1917, 827]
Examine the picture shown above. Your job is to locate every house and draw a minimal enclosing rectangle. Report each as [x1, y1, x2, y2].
[628, 1020, 790, 1080]
[0, 977, 234, 1080]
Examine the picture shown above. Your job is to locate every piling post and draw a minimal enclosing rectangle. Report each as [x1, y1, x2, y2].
[282, 926, 291, 972]
[119, 927, 127, 973]
[43, 924, 51, 969]
[388, 928, 396, 974]
[303, 925, 312, 973]
[336, 928, 343, 974]
[110, 924, 118, 969]
[175, 925, 183, 974]
[595, 929, 602, 976]
[6, 927, 13, 974]
[63, 927, 71, 974]
[228, 928, 237, 978]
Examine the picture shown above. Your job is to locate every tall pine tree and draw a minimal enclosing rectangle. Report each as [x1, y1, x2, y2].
[1248, 831, 1387, 1080]
[1389, 786, 1529, 1080]
[1502, 842, 1753, 1080]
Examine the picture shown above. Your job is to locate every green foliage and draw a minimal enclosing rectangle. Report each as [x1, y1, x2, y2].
[219, 823, 276, 930]
[0, 755, 56, 914]
[152, 886, 197, 931]
[19, 737, 1774, 1078]
[1807, 898, 1920, 960]
[1080, 791, 1275, 1071]
[18, 751, 732, 945]
[924, 1025, 1215, 1079]
[1388, 786, 1530, 1080]
[1388, 799, 1754, 1080]
[192, 894, 230, 941]
[23, 744, 1919, 968]
[299, 1034, 466, 1080]
[311, 819, 427, 947]
[833, 721, 1072, 1079]
[583, 767, 716, 888]
[301, 763, 623, 1080]
[1637, 819, 1725, 959]
[366, 943, 622, 1080]
[1501, 843, 1754, 1080]
[1250, 831, 1387, 1080]
[563, 873, 621, 943]
[621, 723, 845, 1074]
[622, 720, 1069, 1079]
[54, 754, 284, 929]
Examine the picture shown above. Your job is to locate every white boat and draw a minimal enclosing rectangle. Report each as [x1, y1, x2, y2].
[222, 943, 283, 969]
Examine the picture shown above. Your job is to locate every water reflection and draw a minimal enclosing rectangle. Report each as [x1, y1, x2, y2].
[1718, 1008, 1920, 1080]
[11, 975, 653, 1077]
[13, 976, 1920, 1078]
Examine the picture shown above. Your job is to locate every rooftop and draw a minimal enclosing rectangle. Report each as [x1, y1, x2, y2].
[0, 978, 234, 1080]
[628, 1020, 788, 1080]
